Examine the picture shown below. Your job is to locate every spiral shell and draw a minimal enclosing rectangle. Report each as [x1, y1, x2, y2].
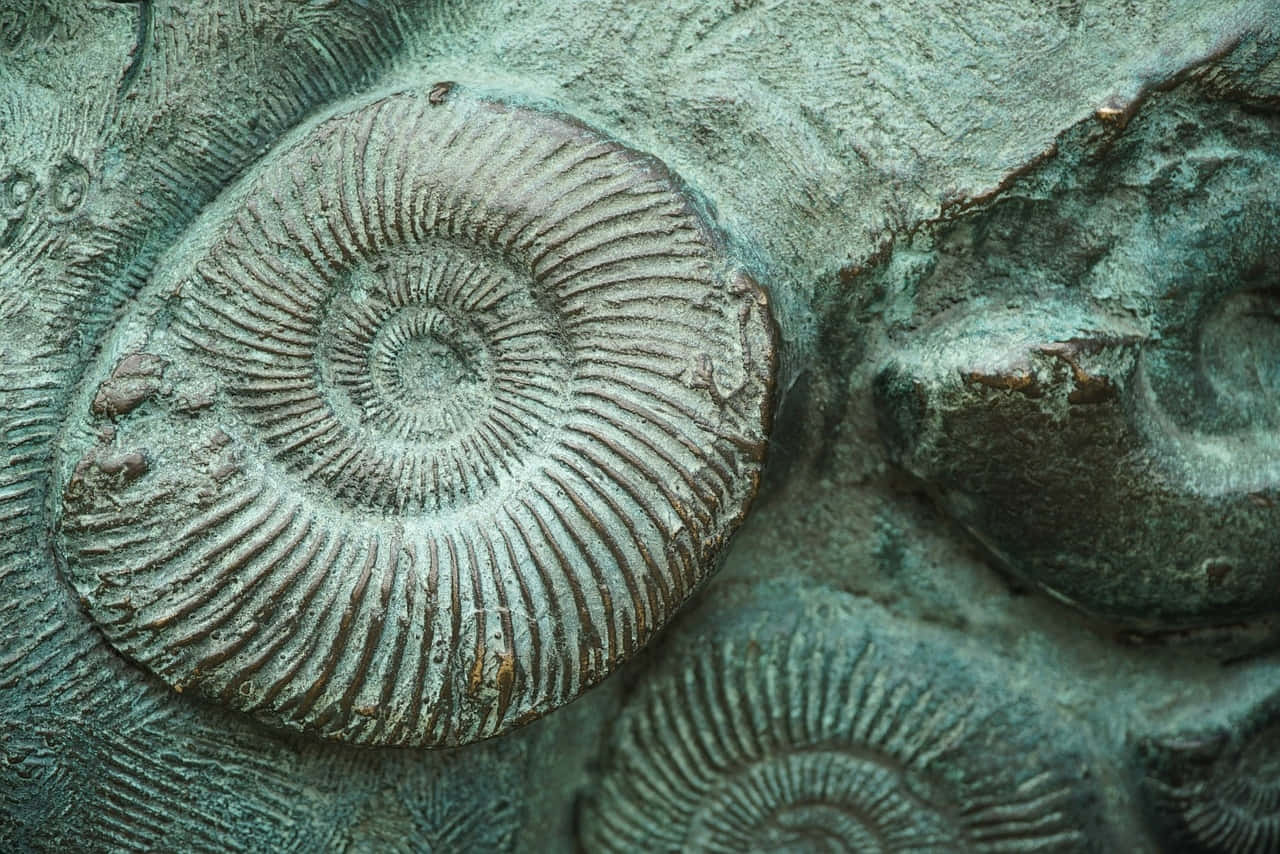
[1140, 697, 1280, 853]
[580, 588, 1101, 852]
[52, 86, 776, 747]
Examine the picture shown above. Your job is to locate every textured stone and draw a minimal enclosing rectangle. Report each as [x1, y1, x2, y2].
[2, 1, 1278, 850]
[871, 81, 1280, 629]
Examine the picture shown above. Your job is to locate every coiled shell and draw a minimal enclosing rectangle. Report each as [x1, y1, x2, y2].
[580, 586, 1102, 852]
[52, 86, 776, 747]
[1140, 695, 1280, 853]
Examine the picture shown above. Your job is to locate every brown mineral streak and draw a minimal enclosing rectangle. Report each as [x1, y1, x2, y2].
[1038, 341, 1120, 405]
[90, 352, 168, 418]
[964, 369, 1041, 396]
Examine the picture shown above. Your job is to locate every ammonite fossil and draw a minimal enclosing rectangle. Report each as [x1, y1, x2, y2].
[580, 584, 1103, 852]
[50, 84, 776, 747]
[1139, 691, 1280, 853]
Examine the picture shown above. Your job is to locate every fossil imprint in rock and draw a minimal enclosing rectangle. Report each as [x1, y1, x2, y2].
[52, 85, 776, 747]
[1139, 690, 1280, 854]
[580, 590, 1103, 853]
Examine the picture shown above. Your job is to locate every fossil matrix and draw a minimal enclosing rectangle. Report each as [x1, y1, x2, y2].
[2, 1, 1279, 851]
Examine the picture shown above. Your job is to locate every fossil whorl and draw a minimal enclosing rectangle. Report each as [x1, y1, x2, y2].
[580, 588, 1103, 853]
[1140, 694, 1280, 853]
[51, 85, 776, 747]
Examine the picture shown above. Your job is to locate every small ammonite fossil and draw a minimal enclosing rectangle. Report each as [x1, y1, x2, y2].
[50, 84, 776, 747]
[580, 585, 1103, 853]
[1139, 692, 1280, 853]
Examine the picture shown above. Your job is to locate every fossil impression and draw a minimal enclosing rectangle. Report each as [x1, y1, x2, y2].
[581, 589, 1102, 853]
[51, 85, 776, 748]
[1140, 692, 1280, 853]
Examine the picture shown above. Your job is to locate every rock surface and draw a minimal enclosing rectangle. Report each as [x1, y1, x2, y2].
[2, 1, 1278, 850]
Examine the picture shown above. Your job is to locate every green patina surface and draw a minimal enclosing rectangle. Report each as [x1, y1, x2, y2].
[2, 1, 1278, 851]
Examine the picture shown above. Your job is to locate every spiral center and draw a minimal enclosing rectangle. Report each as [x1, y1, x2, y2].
[307, 244, 571, 513]
[367, 306, 492, 441]
[759, 802, 876, 853]
[395, 335, 476, 399]
[685, 752, 955, 854]
[1201, 288, 1280, 429]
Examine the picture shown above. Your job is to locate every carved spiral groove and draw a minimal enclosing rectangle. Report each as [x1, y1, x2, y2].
[53, 87, 775, 747]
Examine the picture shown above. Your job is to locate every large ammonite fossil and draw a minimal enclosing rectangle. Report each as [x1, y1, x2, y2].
[580, 585, 1103, 852]
[50, 84, 776, 747]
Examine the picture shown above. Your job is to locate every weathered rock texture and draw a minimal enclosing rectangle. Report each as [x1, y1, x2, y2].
[2, 0, 1278, 851]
